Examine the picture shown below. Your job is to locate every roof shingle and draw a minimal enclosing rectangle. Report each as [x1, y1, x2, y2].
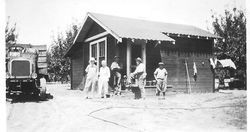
[65, 12, 220, 57]
[90, 12, 219, 41]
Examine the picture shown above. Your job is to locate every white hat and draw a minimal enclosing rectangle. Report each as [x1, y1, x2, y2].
[136, 57, 142, 63]
[89, 57, 96, 63]
[158, 62, 164, 65]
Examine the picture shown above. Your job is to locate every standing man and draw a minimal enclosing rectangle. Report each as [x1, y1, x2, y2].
[98, 60, 110, 98]
[154, 62, 168, 97]
[111, 56, 122, 95]
[131, 57, 147, 99]
[84, 57, 98, 99]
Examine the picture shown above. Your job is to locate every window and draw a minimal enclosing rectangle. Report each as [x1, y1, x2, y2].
[90, 37, 107, 69]
[99, 41, 105, 57]
[91, 44, 97, 59]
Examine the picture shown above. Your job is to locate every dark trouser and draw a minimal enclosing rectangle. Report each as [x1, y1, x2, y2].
[113, 72, 121, 94]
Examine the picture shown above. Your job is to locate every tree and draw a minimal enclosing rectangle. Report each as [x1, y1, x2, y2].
[211, 8, 246, 88]
[47, 23, 79, 83]
[211, 8, 246, 70]
[5, 17, 18, 45]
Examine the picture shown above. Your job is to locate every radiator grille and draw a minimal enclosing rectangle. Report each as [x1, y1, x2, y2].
[11, 60, 30, 76]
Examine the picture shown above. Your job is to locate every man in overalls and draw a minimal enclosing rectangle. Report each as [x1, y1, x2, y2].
[84, 57, 98, 99]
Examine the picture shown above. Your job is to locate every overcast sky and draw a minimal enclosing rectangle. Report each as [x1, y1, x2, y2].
[6, 0, 246, 46]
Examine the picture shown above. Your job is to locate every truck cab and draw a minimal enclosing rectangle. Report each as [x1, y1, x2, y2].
[6, 44, 47, 98]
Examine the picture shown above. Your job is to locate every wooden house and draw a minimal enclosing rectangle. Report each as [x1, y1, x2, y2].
[64, 12, 220, 92]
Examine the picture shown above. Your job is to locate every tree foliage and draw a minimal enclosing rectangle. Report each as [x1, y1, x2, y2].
[211, 8, 246, 70]
[5, 17, 18, 45]
[47, 24, 79, 82]
[211, 8, 246, 88]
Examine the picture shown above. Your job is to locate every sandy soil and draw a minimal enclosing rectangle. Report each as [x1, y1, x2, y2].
[7, 83, 246, 132]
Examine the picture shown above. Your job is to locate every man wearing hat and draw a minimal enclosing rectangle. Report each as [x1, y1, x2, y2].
[131, 57, 147, 99]
[84, 57, 98, 99]
[111, 56, 122, 95]
[154, 62, 168, 96]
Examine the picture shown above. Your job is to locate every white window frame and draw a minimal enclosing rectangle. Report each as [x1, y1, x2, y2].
[89, 37, 107, 69]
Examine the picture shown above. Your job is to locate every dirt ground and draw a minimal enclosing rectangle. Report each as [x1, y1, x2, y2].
[7, 83, 247, 132]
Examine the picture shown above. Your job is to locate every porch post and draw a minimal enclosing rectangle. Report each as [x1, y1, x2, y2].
[142, 42, 146, 72]
[126, 40, 131, 79]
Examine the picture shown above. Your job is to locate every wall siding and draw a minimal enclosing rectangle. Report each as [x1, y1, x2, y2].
[107, 35, 116, 67]
[69, 20, 215, 93]
[160, 50, 214, 93]
[71, 44, 84, 89]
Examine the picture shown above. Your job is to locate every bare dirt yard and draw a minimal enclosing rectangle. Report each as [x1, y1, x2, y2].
[7, 83, 246, 132]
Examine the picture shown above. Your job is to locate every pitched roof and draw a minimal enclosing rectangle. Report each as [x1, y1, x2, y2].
[89, 12, 219, 40]
[65, 12, 220, 57]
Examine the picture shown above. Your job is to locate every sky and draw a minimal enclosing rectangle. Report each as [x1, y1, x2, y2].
[6, 0, 246, 46]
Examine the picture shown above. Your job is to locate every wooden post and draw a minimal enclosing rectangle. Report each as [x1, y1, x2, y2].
[185, 60, 192, 94]
[141, 42, 146, 72]
[126, 40, 131, 82]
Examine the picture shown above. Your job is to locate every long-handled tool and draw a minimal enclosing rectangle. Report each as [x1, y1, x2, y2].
[185, 60, 192, 94]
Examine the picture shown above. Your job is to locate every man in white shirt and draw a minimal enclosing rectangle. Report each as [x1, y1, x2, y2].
[98, 60, 110, 98]
[84, 57, 98, 99]
[154, 62, 168, 96]
[131, 57, 147, 99]
[110, 56, 121, 95]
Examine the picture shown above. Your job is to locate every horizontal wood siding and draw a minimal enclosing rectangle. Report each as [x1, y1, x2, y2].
[83, 43, 89, 72]
[166, 37, 213, 53]
[71, 44, 84, 89]
[107, 35, 116, 67]
[160, 50, 214, 93]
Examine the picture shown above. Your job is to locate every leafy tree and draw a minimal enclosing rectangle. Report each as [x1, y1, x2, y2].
[47, 23, 79, 83]
[211, 8, 246, 70]
[211, 8, 246, 88]
[5, 17, 18, 45]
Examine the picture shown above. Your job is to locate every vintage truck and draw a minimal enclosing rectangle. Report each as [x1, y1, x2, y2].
[6, 44, 48, 99]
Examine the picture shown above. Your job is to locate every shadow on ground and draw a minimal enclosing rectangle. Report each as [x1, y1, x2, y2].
[6, 93, 53, 103]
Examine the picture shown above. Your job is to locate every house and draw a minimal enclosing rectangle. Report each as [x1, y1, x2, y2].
[64, 12, 220, 92]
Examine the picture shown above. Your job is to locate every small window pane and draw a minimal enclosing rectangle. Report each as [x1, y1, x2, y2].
[91, 44, 97, 59]
[99, 41, 105, 57]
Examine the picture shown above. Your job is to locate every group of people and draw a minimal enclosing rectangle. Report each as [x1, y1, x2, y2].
[84, 58, 109, 99]
[83, 56, 168, 99]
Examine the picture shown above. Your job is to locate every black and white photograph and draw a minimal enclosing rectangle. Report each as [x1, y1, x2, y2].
[1, 0, 248, 131]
